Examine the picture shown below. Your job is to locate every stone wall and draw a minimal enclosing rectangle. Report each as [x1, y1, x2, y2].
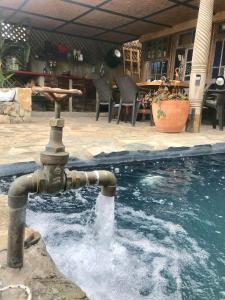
[0, 88, 32, 124]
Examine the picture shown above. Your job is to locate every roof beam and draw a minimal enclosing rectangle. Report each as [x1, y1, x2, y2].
[140, 10, 225, 42]
[168, 0, 199, 10]
[93, 0, 194, 39]
[140, 19, 197, 42]
[71, 21, 139, 38]
[6, 0, 29, 22]
[0, 5, 138, 38]
[54, 0, 111, 31]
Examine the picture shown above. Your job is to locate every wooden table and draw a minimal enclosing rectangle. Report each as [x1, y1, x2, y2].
[136, 80, 189, 89]
[112, 80, 189, 90]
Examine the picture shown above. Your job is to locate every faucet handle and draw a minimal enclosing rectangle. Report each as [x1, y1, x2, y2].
[32, 86, 82, 102]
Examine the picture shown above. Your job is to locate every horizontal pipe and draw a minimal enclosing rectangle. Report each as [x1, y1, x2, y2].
[66, 170, 116, 197]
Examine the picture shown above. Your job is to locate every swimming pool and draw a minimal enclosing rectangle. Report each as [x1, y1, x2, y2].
[2, 154, 225, 299]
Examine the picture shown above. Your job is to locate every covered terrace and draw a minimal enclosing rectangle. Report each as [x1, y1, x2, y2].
[0, 0, 224, 146]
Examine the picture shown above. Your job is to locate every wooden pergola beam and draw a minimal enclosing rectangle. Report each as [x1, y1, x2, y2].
[140, 10, 225, 43]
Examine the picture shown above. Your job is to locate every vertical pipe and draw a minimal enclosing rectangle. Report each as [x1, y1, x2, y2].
[7, 174, 37, 268]
[7, 204, 27, 268]
[69, 79, 73, 112]
[187, 0, 214, 132]
[55, 101, 61, 119]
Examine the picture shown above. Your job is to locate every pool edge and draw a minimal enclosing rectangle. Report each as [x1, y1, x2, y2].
[0, 142, 225, 177]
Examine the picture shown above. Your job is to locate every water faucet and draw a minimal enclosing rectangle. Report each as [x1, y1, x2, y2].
[7, 87, 116, 268]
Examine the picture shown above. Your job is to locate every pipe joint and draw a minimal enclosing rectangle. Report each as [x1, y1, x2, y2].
[66, 170, 116, 197]
[8, 173, 38, 209]
[35, 165, 66, 194]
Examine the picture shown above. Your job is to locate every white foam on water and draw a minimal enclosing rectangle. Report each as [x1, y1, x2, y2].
[94, 193, 115, 245]
[141, 175, 165, 187]
[27, 194, 213, 300]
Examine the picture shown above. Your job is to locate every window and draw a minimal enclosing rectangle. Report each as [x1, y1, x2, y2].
[178, 31, 195, 47]
[144, 38, 169, 80]
[123, 47, 141, 80]
[173, 30, 195, 81]
[150, 60, 168, 80]
[212, 41, 225, 78]
[174, 48, 193, 81]
[145, 38, 169, 61]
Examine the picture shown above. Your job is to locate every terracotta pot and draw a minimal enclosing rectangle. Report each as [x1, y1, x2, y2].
[152, 100, 189, 133]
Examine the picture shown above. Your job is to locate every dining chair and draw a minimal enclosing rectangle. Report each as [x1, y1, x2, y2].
[93, 77, 115, 122]
[115, 75, 141, 126]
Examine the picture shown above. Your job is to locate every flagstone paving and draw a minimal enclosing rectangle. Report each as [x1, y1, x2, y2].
[0, 111, 225, 165]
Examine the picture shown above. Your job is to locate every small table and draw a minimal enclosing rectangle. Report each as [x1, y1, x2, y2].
[32, 86, 82, 117]
[136, 80, 189, 89]
[32, 86, 82, 100]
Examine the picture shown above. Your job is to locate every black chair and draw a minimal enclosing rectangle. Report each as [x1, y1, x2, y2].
[93, 77, 114, 122]
[204, 82, 225, 130]
[115, 75, 141, 126]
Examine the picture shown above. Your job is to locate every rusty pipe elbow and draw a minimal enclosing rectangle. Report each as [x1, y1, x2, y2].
[96, 170, 117, 197]
[7, 172, 38, 268]
[66, 170, 116, 197]
[8, 173, 38, 209]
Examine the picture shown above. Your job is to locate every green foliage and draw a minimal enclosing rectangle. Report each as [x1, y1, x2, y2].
[153, 86, 189, 119]
[153, 89, 189, 103]
[157, 108, 166, 119]
[0, 38, 14, 88]
[0, 69, 13, 88]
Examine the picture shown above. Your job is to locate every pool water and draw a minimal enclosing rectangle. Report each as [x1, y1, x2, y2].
[2, 154, 225, 299]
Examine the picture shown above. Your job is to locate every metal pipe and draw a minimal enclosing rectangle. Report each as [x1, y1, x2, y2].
[7, 173, 38, 268]
[55, 101, 61, 118]
[7, 88, 116, 269]
[66, 170, 117, 197]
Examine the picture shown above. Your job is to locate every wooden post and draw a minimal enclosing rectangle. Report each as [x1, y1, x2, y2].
[186, 0, 214, 133]
[69, 79, 73, 112]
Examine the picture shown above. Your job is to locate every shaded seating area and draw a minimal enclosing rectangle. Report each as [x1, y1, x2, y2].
[93, 75, 150, 126]
[204, 80, 225, 130]
[115, 75, 141, 126]
[93, 77, 115, 123]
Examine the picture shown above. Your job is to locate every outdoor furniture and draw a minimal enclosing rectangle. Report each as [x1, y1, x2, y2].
[135, 80, 189, 89]
[115, 75, 141, 126]
[204, 87, 225, 130]
[32, 86, 82, 110]
[93, 77, 115, 122]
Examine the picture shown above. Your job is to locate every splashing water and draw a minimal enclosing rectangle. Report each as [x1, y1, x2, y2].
[27, 191, 212, 300]
[24, 155, 225, 300]
[94, 193, 115, 246]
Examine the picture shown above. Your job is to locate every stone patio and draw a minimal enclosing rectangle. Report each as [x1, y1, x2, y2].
[0, 111, 225, 166]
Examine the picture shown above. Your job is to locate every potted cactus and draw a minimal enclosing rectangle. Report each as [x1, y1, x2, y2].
[152, 87, 189, 133]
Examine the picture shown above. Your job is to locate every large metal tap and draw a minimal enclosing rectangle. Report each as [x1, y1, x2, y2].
[7, 87, 116, 268]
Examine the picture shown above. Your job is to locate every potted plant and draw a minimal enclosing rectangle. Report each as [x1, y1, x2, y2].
[0, 37, 15, 101]
[152, 87, 189, 133]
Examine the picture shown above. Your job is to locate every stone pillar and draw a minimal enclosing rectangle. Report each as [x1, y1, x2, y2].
[186, 0, 214, 133]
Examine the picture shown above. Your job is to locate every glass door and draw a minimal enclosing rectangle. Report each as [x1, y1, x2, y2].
[212, 40, 225, 78]
[174, 48, 193, 81]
